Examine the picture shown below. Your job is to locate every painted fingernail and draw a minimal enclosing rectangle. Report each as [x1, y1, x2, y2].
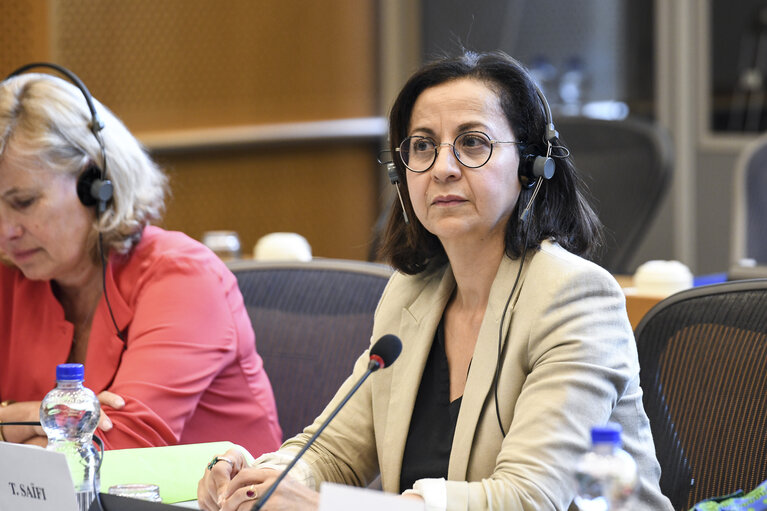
[246, 490, 256, 498]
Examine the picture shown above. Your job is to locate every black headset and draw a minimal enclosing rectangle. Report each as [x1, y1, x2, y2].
[386, 75, 558, 193]
[517, 85, 558, 189]
[4, 63, 124, 341]
[5, 62, 114, 214]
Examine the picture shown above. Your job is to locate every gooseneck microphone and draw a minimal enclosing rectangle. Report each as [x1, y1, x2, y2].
[253, 334, 402, 511]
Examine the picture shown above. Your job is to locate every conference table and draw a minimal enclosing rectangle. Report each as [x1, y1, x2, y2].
[96, 441, 236, 509]
[614, 275, 665, 330]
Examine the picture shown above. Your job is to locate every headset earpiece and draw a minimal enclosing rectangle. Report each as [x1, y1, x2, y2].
[77, 164, 113, 212]
[518, 153, 555, 189]
[518, 84, 558, 190]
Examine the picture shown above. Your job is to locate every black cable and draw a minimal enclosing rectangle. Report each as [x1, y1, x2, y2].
[493, 174, 544, 437]
[92, 434, 106, 511]
[99, 232, 124, 341]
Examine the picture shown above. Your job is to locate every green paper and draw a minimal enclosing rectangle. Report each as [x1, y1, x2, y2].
[100, 441, 253, 504]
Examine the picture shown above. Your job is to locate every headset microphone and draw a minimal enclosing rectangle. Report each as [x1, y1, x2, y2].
[519, 178, 543, 224]
[518, 86, 558, 189]
[386, 161, 409, 225]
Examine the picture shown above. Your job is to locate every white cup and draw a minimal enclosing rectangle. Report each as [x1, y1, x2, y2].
[253, 232, 312, 261]
[634, 260, 693, 297]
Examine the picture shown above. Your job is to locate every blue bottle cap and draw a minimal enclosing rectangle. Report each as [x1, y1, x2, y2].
[591, 422, 622, 445]
[56, 363, 85, 381]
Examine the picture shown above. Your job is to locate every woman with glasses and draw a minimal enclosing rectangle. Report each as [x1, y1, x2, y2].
[198, 51, 672, 511]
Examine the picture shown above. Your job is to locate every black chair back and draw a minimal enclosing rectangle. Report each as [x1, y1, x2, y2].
[227, 258, 393, 440]
[635, 279, 767, 510]
[557, 116, 673, 274]
[730, 134, 767, 279]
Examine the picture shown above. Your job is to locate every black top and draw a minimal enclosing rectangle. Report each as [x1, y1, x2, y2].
[400, 321, 462, 491]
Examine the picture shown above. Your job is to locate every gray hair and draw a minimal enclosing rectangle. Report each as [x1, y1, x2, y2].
[0, 73, 168, 257]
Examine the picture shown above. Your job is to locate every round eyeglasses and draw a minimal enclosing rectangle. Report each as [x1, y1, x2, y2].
[395, 131, 521, 173]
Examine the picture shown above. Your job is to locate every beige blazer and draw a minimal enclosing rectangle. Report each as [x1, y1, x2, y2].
[281, 241, 672, 510]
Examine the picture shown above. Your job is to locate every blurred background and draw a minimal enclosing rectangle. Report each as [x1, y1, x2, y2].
[1, 0, 764, 276]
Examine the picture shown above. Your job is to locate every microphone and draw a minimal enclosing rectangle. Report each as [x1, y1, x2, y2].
[520, 178, 543, 224]
[386, 162, 409, 225]
[253, 334, 402, 510]
[367, 333, 402, 370]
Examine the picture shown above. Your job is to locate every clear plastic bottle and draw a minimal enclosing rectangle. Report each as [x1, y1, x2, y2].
[40, 363, 101, 511]
[559, 55, 587, 116]
[528, 55, 558, 103]
[573, 423, 638, 511]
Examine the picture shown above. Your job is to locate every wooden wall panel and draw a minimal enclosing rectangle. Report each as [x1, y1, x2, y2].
[0, 0, 50, 69]
[1, 0, 382, 261]
[156, 144, 381, 260]
[46, 0, 378, 131]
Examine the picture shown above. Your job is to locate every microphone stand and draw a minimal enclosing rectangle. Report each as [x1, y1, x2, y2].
[253, 359, 381, 511]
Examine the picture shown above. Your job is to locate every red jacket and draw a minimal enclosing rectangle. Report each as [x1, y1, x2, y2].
[0, 226, 282, 454]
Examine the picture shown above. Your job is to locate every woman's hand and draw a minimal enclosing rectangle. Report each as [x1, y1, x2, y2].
[401, 493, 426, 506]
[0, 401, 45, 443]
[222, 468, 318, 511]
[23, 435, 49, 447]
[198, 448, 250, 510]
[198, 449, 319, 511]
[96, 390, 125, 432]
[0, 392, 124, 445]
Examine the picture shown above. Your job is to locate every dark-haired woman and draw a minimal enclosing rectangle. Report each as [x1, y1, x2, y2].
[198, 51, 672, 511]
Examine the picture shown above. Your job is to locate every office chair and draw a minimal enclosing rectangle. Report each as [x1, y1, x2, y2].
[227, 258, 393, 440]
[730, 133, 767, 279]
[557, 116, 673, 274]
[634, 279, 767, 510]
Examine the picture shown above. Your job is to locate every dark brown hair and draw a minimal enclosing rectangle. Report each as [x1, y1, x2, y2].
[378, 50, 603, 274]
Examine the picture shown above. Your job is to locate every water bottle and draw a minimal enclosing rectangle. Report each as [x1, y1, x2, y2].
[559, 55, 587, 116]
[528, 55, 558, 102]
[40, 363, 101, 511]
[573, 423, 638, 511]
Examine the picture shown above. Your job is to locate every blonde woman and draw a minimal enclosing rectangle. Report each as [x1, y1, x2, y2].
[0, 69, 282, 455]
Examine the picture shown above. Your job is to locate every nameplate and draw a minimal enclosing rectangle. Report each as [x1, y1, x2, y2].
[0, 442, 78, 511]
[318, 482, 424, 511]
